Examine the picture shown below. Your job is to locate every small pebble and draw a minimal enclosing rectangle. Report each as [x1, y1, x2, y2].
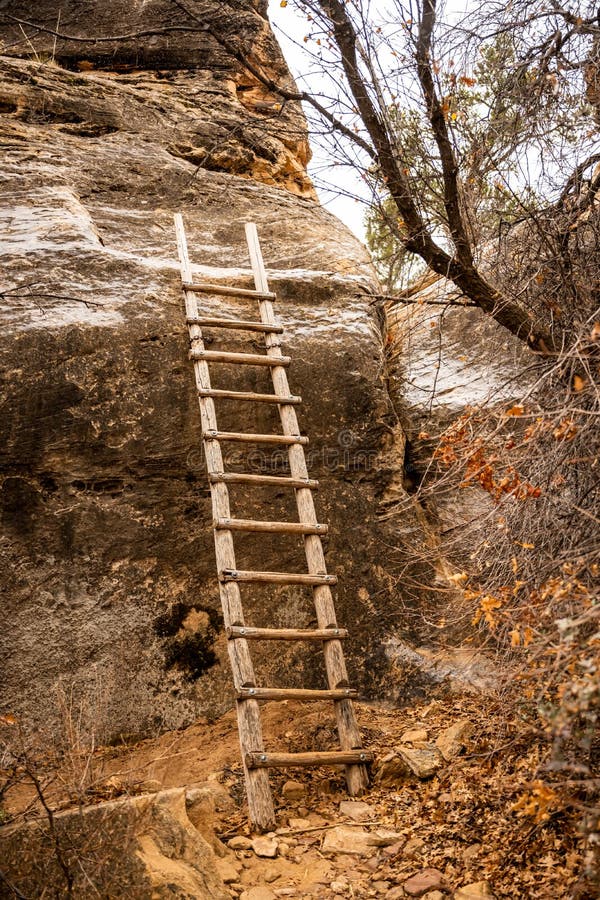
[282, 780, 306, 801]
[228, 836, 253, 851]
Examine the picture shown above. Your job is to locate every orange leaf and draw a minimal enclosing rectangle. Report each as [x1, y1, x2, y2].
[573, 374, 586, 391]
[506, 405, 524, 417]
[448, 571, 468, 584]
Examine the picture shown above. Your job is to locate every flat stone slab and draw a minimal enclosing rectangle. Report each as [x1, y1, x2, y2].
[398, 747, 444, 779]
[322, 826, 375, 856]
[403, 868, 446, 896]
[454, 882, 496, 899]
[251, 836, 278, 858]
[339, 800, 375, 821]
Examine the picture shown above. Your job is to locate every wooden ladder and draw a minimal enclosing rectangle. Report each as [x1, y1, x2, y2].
[174, 214, 371, 830]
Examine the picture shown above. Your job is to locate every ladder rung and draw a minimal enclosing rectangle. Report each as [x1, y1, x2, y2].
[182, 280, 276, 301]
[209, 473, 318, 489]
[204, 431, 308, 446]
[237, 688, 356, 701]
[214, 518, 328, 535]
[198, 389, 301, 405]
[190, 350, 290, 367]
[187, 316, 283, 334]
[246, 750, 373, 769]
[220, 570, 337, 585]
[227, 626, 348, 641]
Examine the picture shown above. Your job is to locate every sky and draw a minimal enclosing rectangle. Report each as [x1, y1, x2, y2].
[266, 0, 373, 242]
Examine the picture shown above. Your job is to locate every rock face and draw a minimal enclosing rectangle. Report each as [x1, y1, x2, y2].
[0, 1, 417, 738]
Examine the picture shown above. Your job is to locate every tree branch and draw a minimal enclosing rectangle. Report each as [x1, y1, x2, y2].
[317, 0, 554, 353]
[415, 0, 474, 267]
[167, 0, 377, 158]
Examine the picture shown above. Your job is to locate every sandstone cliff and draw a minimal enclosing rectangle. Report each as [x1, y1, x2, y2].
[0, 0, 430, 739]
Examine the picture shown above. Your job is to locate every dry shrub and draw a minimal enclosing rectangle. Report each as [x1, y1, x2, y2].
[389, 203, 600, 892]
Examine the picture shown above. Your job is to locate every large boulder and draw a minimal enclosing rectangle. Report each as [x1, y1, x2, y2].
[0, 787, 230, 898]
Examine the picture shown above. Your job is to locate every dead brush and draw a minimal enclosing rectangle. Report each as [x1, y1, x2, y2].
[393, 305, 600, 891]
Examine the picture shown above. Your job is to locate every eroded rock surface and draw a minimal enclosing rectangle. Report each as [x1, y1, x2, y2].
[0, 1, 425, 738]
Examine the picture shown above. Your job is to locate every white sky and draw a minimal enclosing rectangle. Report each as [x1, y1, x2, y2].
[267, 0, 372, 241]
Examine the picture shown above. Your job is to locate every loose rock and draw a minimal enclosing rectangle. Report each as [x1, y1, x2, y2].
[401, 728, 429, 743]
[403, 868, 446, 897]
[339, 800, 375, 821]
[382, 840, 405, 857]
[229, 836, 253, 851]
[216, 859, 240, 884]
[251, 836, 278, 858]
[404, 837, 425, 858]
[240, 889, 277, 900]
[322, 826, 375, 856]
[398, 746, 444, 779]
[368, 829, 405, 847]
[385, 887, 406, 900]
[282, 780, 306, 802]
[453, 882, 496, 899]
[374, 752, 412, 785]
[436, 719, 474, 762]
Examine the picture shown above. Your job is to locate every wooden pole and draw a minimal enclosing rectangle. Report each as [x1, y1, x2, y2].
[245, 223, 369, 796]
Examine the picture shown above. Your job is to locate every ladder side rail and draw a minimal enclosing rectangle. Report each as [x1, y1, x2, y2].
[175, 214, 275, 829]
[175, 214, 253, 679]
[245, 223, 368, 796]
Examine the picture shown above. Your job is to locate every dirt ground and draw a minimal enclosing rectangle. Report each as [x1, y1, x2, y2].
[4, 693, 595, 898]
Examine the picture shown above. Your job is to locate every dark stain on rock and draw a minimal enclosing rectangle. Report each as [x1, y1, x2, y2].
[155, 602, 221, 682]
[402, 439, 424, 494]
[0, 476, 43, 536]
[0, 98, 18, 114]
[71, 477, 126, 496]
[2, 376, 85, 465]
